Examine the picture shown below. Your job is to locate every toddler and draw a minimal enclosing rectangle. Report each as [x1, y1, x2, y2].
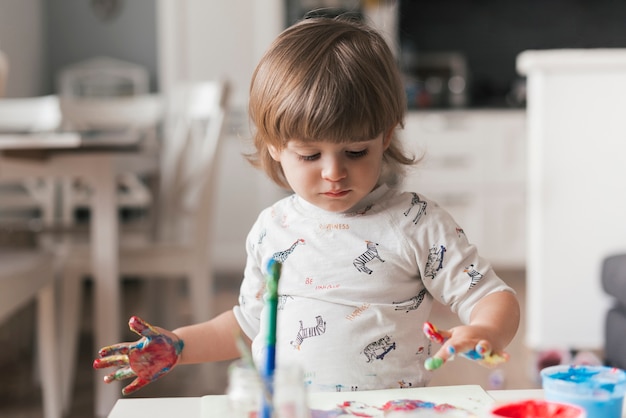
[95, 15, 520, 395]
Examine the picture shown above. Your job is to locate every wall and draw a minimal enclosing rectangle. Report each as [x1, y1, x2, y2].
[157, 0, 284, 108]
[0, 0, 157, 96]
[0, 0, 46, 97]
[46, 0, 158, 92]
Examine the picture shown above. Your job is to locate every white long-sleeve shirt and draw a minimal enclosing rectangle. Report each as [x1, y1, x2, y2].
[233, 184, 513, 392]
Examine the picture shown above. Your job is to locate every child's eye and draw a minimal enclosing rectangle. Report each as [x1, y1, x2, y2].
[297, 153, 320, 161]
[346, 149, 369, 159]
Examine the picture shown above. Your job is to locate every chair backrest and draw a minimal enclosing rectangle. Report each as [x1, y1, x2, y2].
[57, 56, 149, 98]
[156, 81, 230, 247]
[57, 56, 159, 132]
[58, 94, 163, 132]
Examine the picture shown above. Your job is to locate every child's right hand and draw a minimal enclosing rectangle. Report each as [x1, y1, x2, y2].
[422, 321, 509, 371]
[93, 316, 184, 395]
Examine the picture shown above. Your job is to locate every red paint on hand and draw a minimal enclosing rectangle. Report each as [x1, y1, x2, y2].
[423, 322, 445, 344]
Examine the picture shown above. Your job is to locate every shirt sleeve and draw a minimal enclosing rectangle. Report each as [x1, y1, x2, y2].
[232, 211, 268, 341]
[414, 200, 515, 324]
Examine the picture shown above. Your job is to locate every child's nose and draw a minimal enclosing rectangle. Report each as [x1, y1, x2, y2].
[321, 157, 347, 181]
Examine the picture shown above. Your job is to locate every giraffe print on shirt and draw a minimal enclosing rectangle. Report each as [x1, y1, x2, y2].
[272, 238, 305, 263]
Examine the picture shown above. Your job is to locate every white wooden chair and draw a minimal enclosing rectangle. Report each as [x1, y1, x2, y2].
[58, 93, 164, 223]
[57, 56, 149, 98]
[57, 56, 162, 225]
[59, 80, 230, 408]
[0, 249, 62, 418]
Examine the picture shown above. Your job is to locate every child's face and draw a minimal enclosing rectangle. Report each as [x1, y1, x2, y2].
[269, 133, 391, 212]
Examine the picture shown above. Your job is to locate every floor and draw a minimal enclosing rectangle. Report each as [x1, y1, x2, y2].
[0, 269, 544, 418]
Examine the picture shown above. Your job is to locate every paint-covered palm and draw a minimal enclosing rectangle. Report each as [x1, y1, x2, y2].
[93, 316, 184, 395]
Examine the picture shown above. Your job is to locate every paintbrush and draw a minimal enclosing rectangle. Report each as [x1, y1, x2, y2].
[261, 259, 281, 418]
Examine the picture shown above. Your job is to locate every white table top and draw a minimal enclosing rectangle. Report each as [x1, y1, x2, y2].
[109, 397, 203, 418]
[107, 387, 546, 418]
[0, 132, 81, 149]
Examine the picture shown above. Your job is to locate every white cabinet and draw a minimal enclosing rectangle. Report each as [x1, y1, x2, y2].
[399, 110, 526, 269]
[518, 49, 626, 351]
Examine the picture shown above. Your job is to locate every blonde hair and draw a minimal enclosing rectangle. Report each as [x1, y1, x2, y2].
[247, 16, 416, 189]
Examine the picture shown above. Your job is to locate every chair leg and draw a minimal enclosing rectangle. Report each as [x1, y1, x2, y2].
[188, 266, 214, 324]
[37, 282, 62, 418]
[140, 279, 181, 331]
[59, 270, 84, 415]
[188, 266, 220, 393]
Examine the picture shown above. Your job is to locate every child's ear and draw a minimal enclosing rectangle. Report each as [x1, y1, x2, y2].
[268, 145, 281, 161]
[382, 125, 396, 150]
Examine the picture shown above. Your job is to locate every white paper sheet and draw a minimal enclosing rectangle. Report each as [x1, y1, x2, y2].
[201, 385, 495, 417]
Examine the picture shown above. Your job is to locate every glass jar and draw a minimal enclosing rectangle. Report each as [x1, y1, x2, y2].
[274, 366, 310, 418]
[227, 360, 264, 418]
[227, 360, 310, 418]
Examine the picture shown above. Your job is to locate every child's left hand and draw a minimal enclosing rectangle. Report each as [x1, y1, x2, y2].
[93, 316, 184, 395]
[422, 321, 509, 371]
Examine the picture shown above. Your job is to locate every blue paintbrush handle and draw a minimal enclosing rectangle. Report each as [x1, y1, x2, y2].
[261, 259, 281, 418]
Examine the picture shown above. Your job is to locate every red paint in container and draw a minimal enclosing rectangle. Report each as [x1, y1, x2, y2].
[491, 399, 586, 418]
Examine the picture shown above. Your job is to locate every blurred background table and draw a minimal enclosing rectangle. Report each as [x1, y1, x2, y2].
[0, 130, 148, 416]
